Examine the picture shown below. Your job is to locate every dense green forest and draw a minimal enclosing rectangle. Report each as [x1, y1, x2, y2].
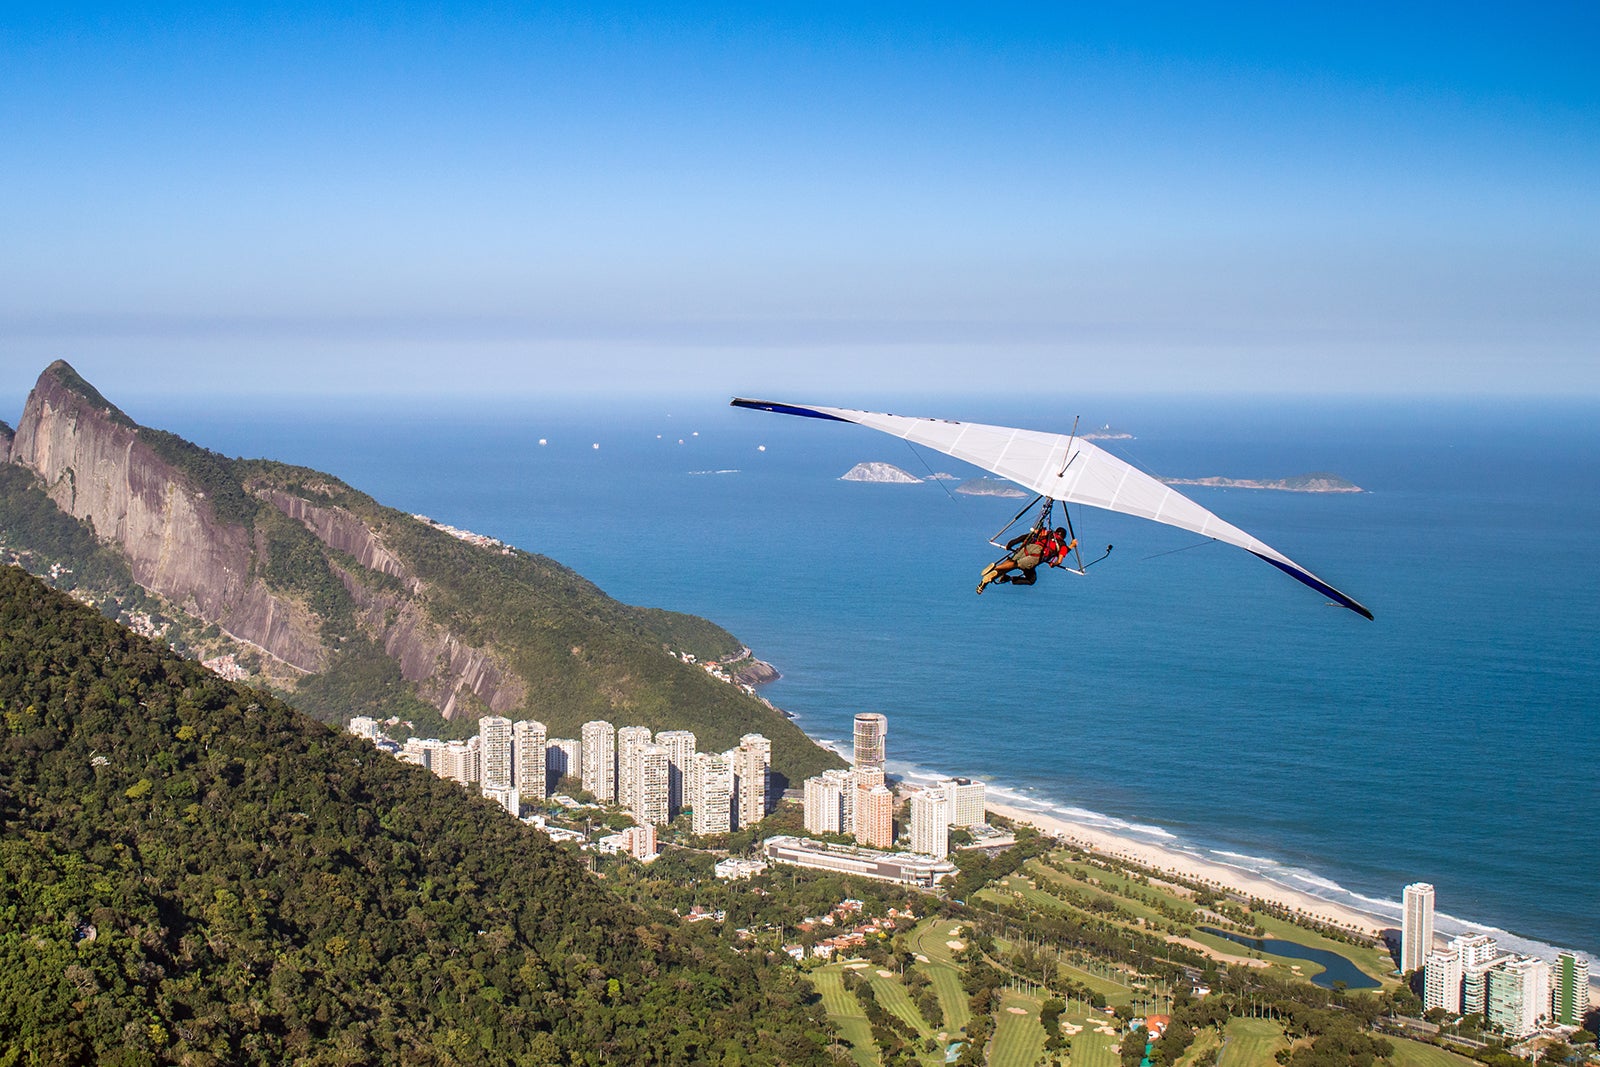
[0, 566, 831, 1065]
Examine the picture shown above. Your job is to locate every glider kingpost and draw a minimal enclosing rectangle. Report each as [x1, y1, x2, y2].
[731, 398, 1373, 620]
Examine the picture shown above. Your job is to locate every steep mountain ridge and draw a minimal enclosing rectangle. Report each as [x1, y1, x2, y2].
[10, 365, 326, 671]
[2, 362, 839, 784]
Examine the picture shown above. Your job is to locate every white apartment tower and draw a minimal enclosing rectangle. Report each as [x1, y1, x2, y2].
[580, 720, 616, 803]
[1402, 882, 1436, 974]
[479, 716, 515, 792]
[733, 733, 772, 829]
[635, 743, 671, 826]
[654, 729, 697, 817]
[853, 713, 887, 772]
[616, 726, 653, 814]
[513, 719, 547, 806]
[803, 769, 853, 835]
[691, 752, 732, 835]
[941, 777, 987, 828]
[910, 787, 951, 859]
[1423, 948, 1463, 1014]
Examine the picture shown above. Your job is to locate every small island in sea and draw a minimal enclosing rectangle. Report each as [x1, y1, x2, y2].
[954, 477, 1028, 498]
[1080, 424, 1134, 440]
[1162, 471, 1364, 493]
[840, 461, 922, 483]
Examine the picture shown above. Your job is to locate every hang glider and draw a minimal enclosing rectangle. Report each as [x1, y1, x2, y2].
[731, 398, 1373, 620]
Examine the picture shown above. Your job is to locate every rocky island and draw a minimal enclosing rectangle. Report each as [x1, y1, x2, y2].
[840, 461, 922, 483]
[955, 477, 1028, 498]
[1162, 472, 1364, 493]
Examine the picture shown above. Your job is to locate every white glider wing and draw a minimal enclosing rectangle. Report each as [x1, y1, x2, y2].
[732, 398, 1372, 619]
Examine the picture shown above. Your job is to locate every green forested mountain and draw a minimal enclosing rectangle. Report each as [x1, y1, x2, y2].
[0, 565, 829, 1065]
[1, 361, 841, 786]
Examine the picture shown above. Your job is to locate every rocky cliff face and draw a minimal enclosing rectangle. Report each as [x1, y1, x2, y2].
[9, 364, 327, 672]
[256, 487, 526, 716]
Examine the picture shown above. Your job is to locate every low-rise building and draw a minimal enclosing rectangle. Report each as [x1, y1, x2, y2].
[762, 835, 957, 888]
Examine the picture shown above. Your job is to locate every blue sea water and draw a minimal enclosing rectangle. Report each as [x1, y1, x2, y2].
[135, 392, 1599, 963]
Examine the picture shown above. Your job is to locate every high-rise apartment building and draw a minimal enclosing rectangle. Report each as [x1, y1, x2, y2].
[435, 738, 480, 786]
[1553, 951, 1591, 1026]
[941, 777, 986, 828]
[616, 726, 653, 814]
[1464, 954, 1506, 1017]
[1450, 933, 1499, 971]
[513, 719, 547, 806]
[853, 713, 887, 772]
[855, 782, 894, 848]
[803, 769, 854, 835]
[910, 787, 951, 859]
[546, 738, 580, 793]
[635, 743, 671, 826]
[1424, 948, 1463, 1014]
[654, 729, 696, 818]
[733, 733, 771, 829]
[580, 720, 616, 803]
[1486, 956, 1550, 1039]
[479, 716, 515, 792]
[691, 752, 732, 835]
[1402, 882, 1436, 974]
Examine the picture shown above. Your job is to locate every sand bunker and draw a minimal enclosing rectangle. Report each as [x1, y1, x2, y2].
[876, 969, 894, 978]
[1096, 1026, 1118, 1035]
[1062, 1023, 1083, 1034]
[915, 954, 930, 963]
[946, 940, 966, 950]
[1007, 1007, 1028, 1015]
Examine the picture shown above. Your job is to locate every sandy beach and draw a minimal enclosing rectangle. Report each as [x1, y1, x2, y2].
[984, 799, 1391, 941]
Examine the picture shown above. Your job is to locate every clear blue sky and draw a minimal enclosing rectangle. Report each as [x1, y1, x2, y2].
[2, 2, 1595, 402]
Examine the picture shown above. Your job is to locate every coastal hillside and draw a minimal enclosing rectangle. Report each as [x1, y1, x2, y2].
[0, 565, 830, 1064]
[0, 361, 840, 785]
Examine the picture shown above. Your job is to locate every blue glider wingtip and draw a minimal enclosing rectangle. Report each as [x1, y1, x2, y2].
[730, 398, 850, 423]
[1250, 552, 1374, 620]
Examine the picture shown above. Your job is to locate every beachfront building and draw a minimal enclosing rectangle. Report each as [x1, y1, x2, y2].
[803, 769, 854, 835]
[853, 713, 887, 772]
[1424, 948, 1464, 1014]
[581, 720, 616, 803]
[1553, 951, 1591, 1026]
[733, 733, 772, 828]
[546, 737, 579, 793]
[1451, 933, 1500, 970]
[909, 787, 950, 859]
[691, 752, 732, 835]
[1464, 954, 1507, 1017]
[855, 782, 894, 849]
[1402, 882, 1436, 974]
[940, 777, 987, 828]
[1486, 956, 1551, 1038]
[513, 719, 547, 806]
[479, 716, 515, 793]
[654, 729, 696, 817]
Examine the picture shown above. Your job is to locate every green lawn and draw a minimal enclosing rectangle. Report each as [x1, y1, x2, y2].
[866, 971, 934, 1038]
[990, 993, 1047, 1067]
[1069, 1019, 1122, 1067]
[1043, 856, 1200, 915]
[1029, 859, 1182, 927]
[906, 919, 972, 1033]
[809, 965, 880, 1067]
[1384, 1037, 1479, 1067]
[1217, 1017, 1289, 1067]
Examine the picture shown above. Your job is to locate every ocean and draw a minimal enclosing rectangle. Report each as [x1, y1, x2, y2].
[132, 391, 1599, 964]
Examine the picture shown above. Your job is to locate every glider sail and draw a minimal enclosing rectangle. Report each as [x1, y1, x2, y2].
[732, 398, 1373, 620]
